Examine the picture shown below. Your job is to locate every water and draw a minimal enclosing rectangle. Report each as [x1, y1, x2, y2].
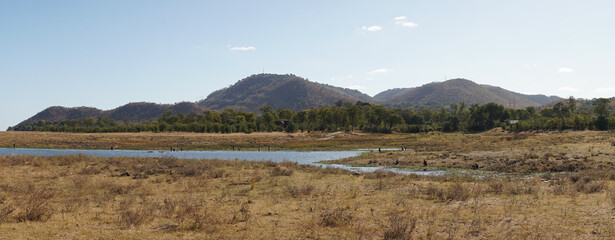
[0, 148, 445, 175]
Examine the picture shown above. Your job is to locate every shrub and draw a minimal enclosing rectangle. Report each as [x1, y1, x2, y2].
[422, 184, 445, 201]
[607, 188, 615, 207]
[486, 181, 504, 194]
[383, 213, 417, 239]
[16, 188, 55, 222]
[319, 208, 352, 227]
[445, 183, 471, 201]
[0, 205, 15, 223]
[118, 207, 153, 229]
[272, 165, 293, 176]
[286, 184, 315, 198]
[117, 199, 154, 229]
[575, 181, 605, 194]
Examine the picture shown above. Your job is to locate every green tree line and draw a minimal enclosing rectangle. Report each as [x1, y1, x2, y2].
[11, 98, 615, 133]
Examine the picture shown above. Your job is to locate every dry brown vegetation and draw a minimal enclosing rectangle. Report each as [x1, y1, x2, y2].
[0, 131, 394, 151]
[332, 130, 615, 173]
[0, 154, 614, 239]
[1, 130, 615, 239]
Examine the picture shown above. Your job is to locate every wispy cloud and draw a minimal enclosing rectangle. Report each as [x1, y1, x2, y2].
[370, 68, 391, 74]
[595, 88, 615, 93]
[347, 85, 366, 90]
[229, 46, 256, 51]
[558, 67, 574, 73]
[394, 16, 418, 27]
[394, 16, 407, 21]
[559, 86, 579, 93]
[362, 26, 382, 32]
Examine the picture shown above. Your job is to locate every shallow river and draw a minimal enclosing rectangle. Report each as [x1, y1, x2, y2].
[0, 148, 445, 175]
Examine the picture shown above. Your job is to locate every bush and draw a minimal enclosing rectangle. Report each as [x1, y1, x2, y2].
[286, 184, 315, 198]
[272, 165, 293, 176]
[319, 208, 352, 227]
[0, 205, 15, 223]
[117, 199, 154, 229]
[445, 183, 471, 201]
[16, 188, 55, 222]
[383, 213, 417, 239]
[575, 181, 605, 194]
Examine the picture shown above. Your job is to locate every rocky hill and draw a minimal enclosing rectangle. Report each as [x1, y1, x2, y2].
[198, 74, 374, 112]
[375, 78, 561, 109]
[15, 102, 207, 127]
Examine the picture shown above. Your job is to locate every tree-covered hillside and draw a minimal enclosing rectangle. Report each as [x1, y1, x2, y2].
[198, 74, 374, 112]
[378, 79, 561, 109]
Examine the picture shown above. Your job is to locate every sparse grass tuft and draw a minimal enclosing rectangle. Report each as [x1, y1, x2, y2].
[383, 212, 417, 239]
[319, 207, 352, 227]
[272, 165, 294, 176]
[117, 199, 154, 229]
[16, 187, 55, 222]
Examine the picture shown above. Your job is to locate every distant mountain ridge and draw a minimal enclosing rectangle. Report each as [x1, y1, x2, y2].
[16, 102, 207, 127]
[198, 74, 373, 112]
[13, 74, 566, 129]
[375, 78, 562, 109]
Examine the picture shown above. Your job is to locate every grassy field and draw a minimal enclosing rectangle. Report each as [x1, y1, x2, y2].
[331, 130, 615, 173]
[0, 131, 411, 151]
[1, 154, 615, 239]
[1, 130, 615, 239]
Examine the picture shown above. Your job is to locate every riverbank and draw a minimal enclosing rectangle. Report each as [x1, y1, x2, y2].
[2, 130, 614, 174]
[0, 154, 614, 239]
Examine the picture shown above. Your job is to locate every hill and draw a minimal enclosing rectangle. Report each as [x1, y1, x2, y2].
[198, 74, 374, 112]
[13, 74, 567, 130]
[15, 102, 207, 127]
[377, 79, 561, 109]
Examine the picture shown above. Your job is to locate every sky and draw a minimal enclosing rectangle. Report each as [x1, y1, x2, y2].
[1, 0, 615, 130]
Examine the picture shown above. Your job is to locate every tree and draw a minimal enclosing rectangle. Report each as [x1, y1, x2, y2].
[593, 98, 610, 117]
[594, 98, 610, 130]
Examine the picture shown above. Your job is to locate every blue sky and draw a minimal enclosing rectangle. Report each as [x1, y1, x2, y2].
[1, 0, 614, 130]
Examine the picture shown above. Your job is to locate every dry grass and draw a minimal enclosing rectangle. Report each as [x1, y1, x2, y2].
[0, 131, 417, 151]
[332, 130, 615, 174]
[1, 130, 615, 238]
[0, 154, 613, 239]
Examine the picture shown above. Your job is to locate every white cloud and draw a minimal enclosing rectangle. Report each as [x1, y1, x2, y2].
[362, 26, 382, 32]
[229, 46, 256, 51]
[395, 16, 418, 28]
[347, 85, 366, 90]
[400, 21, 418, 27]
[595, 88, 615, 93]
[559, 86, 579, 92]
[394, 16, 407, 21]
[558, 67, 574, 73]
[370, 68, 391, 74]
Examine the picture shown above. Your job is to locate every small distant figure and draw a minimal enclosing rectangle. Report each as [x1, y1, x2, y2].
[258, 147, 261, 151]
[180, 148, 183, 151]
[13, 143, 16, 149]
[233, 146, 235, 151]
[170, 147, 173, 151]
[268, 147, 271, 151]
[471, 163, 479, 170]
[238, 147, 241, 151]
[110, 146, 114, 150]
[423, 160, 428, 167]
[378, 148, 382, 153]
